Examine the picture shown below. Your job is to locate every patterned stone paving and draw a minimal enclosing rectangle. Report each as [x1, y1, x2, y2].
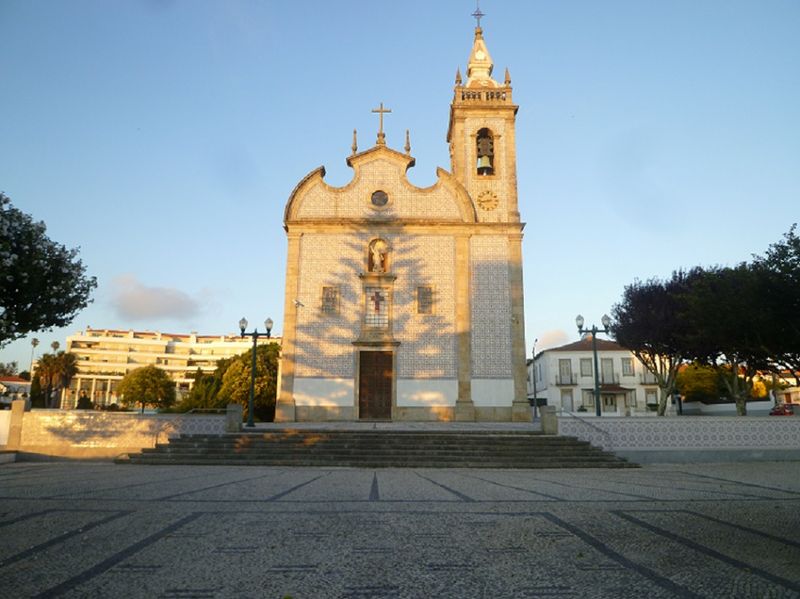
[0, 462, 798, 598]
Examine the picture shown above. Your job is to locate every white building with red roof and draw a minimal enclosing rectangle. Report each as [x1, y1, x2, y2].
[528, 337, 663, 416]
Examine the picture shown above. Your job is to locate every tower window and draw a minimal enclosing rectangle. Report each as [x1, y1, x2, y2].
[476, 128, 494, 175]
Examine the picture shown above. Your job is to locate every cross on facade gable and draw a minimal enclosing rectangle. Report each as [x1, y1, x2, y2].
[370, 290, 384, 313]
[372, 102, 391, 145]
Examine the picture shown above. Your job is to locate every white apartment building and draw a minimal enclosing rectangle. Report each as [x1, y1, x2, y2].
[61, 327, 279, 408]
[527, 337, 661, 416]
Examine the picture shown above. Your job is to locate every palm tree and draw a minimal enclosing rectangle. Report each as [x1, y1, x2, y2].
[35, 351, 78, 408]
[54, 352, 78, 407]
[30, 337, 39, 373]
[51, 341, 60, 353]
[35, 353, 59, 408]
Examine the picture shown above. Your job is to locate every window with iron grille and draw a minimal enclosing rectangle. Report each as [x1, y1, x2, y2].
[417, 286, 433, 314]
[365, 287, 389, 328]
[322, 286, 339, 314]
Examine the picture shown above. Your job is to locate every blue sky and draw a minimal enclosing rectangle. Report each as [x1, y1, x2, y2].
[1, 0, 799, 369]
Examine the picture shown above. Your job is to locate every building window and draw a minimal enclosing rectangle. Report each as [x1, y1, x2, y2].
[645, 389, 658, 405]
[580, 358, 592, 377]
[603, 395, 616, 411]
[371, 190, 389, 207]
[417, 286, 433, 314]
[322, 286, 339, 314]
[582, 391, 594, 407]
[625, 392, 637, 408]
[558, 359, 573, 385]
[621, 358, 635, 376]
[364, 287, 389, 328]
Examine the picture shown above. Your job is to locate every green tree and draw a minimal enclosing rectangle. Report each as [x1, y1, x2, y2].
[0, 193, 97, 347]
[0, 362, 19, 376]
[35, 351, 78, 408]
[752, 224, 800, 384]
[680, 265, 770, 415]
[117, 365, 176, 413]
[76, 392, 94, 410]
[29, 375, 44, 408]
[218, 344, 280, 422]
[611, 270, 699, 415]
[676, 363, 724, 403]
[178, 368, 224, 412]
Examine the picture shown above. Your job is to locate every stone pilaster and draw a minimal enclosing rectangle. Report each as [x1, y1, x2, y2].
[454, 234, 475, 420]
[508, 232, 529, 421]
[275, 232, 302, 422]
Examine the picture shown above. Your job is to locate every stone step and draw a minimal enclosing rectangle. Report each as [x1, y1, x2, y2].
[120, 429, 635, 469]
[125, 449, 627, 461]
[123, 457, 636, 469]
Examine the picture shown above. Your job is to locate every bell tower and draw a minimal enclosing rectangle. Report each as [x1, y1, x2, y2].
[447, 16, 530, 421]
[447, 24, 520, 223]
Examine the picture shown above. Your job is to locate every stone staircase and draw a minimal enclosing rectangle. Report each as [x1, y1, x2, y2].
[118, 429, 636, 468]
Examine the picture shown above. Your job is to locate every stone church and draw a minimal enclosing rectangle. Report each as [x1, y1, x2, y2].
[276, 22, 528, 422]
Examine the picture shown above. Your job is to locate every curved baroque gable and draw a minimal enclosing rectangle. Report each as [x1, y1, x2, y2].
[284, 147, 476, 224]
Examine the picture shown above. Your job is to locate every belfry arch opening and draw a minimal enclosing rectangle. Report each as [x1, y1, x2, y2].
[476, 128, 494, 176]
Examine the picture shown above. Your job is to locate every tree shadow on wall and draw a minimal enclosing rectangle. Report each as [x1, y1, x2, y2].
[290, 228, 457, 394]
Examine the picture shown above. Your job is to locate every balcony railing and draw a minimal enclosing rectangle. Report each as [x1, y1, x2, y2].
[640, 372, 659, 385]
[600, 373, 620, 385]
[555, 374, 577, 386]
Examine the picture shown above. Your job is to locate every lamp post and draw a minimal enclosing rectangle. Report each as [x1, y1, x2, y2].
[576, 314, 611, 417]
[239, 317, 273, 428]
[531, 338, 538, 421]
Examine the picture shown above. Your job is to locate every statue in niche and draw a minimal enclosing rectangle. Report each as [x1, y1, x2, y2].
[368, 239, 389, 273]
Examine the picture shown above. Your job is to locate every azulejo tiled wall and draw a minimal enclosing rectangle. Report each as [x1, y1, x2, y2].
[559, 416, 800, 451]
[470, 235, 512, 378]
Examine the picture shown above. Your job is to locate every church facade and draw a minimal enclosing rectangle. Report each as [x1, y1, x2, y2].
[276, 24, 528, 421]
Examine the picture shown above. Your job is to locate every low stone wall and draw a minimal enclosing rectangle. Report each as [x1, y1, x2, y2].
[559, 415, 800, 463]
[0, 410, 10, 446]
[4, 405, 226, 459]
[681, 399, 772, 416]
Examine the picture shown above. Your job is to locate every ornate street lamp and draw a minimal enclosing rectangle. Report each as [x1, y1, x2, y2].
[239, 317, 273, 428]
[576, 314, 611, 417]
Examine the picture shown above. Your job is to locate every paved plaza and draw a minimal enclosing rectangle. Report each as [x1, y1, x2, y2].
[1, 461, 799, 598]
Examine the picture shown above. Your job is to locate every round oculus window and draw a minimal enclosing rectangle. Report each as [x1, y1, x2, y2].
[371, 190, 389, 207]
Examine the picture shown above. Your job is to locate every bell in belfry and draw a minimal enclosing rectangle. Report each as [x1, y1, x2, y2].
[477, 154, 493, 175]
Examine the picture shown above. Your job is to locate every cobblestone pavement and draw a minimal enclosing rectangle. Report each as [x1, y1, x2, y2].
[1, 462, 799, 598]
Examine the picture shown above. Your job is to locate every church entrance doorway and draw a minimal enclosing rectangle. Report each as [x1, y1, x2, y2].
[358, 351, 393, 420]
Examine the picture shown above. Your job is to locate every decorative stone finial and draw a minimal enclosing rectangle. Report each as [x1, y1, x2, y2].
[405, 129, 411, 155]
[352, 129, 358, 155]
[466, 17, 494, 84]
[455, 68, 462, 85]
[504, 67, 511, 85]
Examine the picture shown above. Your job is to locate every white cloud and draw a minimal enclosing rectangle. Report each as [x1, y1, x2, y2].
[110, 274, 199, 321]
[536, 329, 570, 351]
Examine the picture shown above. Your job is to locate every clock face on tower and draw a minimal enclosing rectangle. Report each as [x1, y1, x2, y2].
[476, 190, 499, 211]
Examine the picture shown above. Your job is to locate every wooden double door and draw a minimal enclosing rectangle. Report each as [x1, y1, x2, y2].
[358, 351, 393, 420]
